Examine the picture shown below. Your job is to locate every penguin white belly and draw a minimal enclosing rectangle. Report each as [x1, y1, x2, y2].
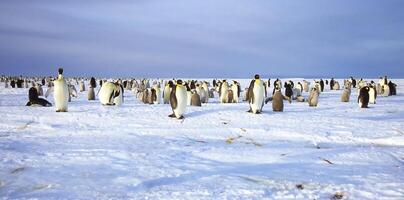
[113, 87, 123, 106]
[382, 85, 390, 97]
[231, 85, 239, 103]
[163, 86, 170, 104]
[251, 84, 264, 113]
[54, 79, 69, 111]
[154, 88, 161, 104]
[369, 90, 375, 104]
[174, 87, 187, 118]
[99, 82, 115, 105]
[186, 91, 192, 105]
[220, 85, 229, 103]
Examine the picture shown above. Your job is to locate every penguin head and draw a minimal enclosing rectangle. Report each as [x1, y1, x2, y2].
[58, 68, 63, 75]
[176, 79, 183, 85]
[254, 74, 260, 79]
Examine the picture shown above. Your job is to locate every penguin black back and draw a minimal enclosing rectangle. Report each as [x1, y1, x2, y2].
[285, 84, 293, 98]
[358, 86, 370, 108]
[90, 77, 96, 88]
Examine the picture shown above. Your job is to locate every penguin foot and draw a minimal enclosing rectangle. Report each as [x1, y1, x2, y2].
[247, 109, 252, 113]
[178, 116, 185, 120]
[168, 113, 176, 118]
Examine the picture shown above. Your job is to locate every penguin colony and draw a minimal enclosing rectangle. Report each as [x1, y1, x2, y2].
[1, 68, 398, 119]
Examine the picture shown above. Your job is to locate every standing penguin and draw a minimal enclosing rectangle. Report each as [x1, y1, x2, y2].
[358, 86, 370, 108]
[296, 82, 303, 93]
[190, 90, 202, 106]
[219, 80, 229, 103]
[230, 80, 241, 103]
[341, 85, 351, 102]
[154, 85, 162, 104]
[319, 79, 325, 92]
[308, 87, 319, 107]
[272, 87, 291, 112]
[382, 84, 390, 97]
[186, 84, 192, 106]
[303, 80, 310, 92]
[53, 68, 69, 112]
[333, 81, 340, 90]
[330, 78, 335, 90]
[284, 83, 293, 99]
[201, 81, 209, 103]
[88, 77, 96, 100]
[247, 74, 265, 114]
[169, 80, 187, 119]
[35, 83, 44, 96]
[163, 81, 173, 104]
[79, 81, 85, 92]
[368, 84, 377, 104]
[388, 81, 397, 96]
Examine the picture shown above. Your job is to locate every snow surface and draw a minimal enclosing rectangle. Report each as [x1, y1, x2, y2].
[0, 79, 404, 200]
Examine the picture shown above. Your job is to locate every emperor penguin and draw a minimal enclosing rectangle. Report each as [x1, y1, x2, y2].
[319, 79, 325, 92]
[169, 79, 187, 119]
[333, 81, 340, 90]
[186, 84, 192, 106]
[388, 81, 397, 96]
[99, 82, 123, 106]
[202, 81, 209, 103]
[272, 87, 291, 112]
[368, 84, 376, 104]
[219, 80, 229, 103]
[163, 81, 173, 104]
[358, 86, 370, 108]
[308, 87, 319, 107]
[341, 86, 351, 102]
[303, 80, 310, 92]
[376, 83, 382, 95]
[79, 81, 85, 92]
[88, 77, 96, 100]
[152, 85, 161, 104]
[296, 82, 303, 93]
[284, 83, 293, 99]
[292, 88, 301, 100]
[230, 80, 241, 103]
[190, 90, 202, 106]
[53, 68, 69, 112]
[382, 84, 390, 97]
[247, 74, 265, 114]
[35, 83, 44, 96]
[26, 87, 52, 107]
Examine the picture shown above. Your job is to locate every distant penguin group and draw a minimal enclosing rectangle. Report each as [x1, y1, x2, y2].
[5, 71, 398, 119]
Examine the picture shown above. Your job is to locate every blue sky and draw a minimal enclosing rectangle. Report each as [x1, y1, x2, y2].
[1, 0, 403, 78]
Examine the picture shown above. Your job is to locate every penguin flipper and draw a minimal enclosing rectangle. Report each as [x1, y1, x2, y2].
[237, 84, 241, 97]
[247, 80, 255, 103]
